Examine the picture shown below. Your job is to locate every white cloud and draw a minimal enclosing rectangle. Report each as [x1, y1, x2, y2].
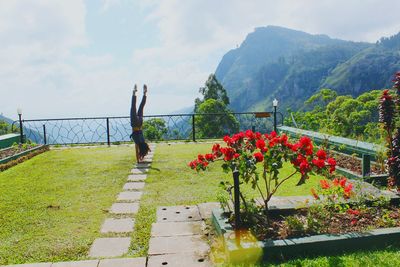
[1, 0, 400, 120]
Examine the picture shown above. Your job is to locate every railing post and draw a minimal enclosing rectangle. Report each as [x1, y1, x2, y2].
[43, 124, 47, 145]
[192, 114, 196, 142]
[273, 106, 277, 133]
[362, 154, 371, 178]
[18, 114, 24, 144]
[232, 168, 241, 229]
[106, 118, 110, 146]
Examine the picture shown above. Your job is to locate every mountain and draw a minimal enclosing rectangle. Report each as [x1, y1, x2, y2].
[215, 26, 400, 112]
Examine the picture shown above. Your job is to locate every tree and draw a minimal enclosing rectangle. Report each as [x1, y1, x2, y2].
[0, 120, 12, 135]
[285, 89, 382, 143]
[143, 118, 167, 141]
[196, 99, 239, 138]
[194, 74, 230, 112]
[194, 74, 239, 138]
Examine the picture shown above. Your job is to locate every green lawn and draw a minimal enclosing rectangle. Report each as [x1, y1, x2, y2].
[1, 142, 399, 266]
[0, 146, 134, 265]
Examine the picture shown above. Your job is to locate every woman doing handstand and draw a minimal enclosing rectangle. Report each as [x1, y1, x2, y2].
[130, 84, 150, 163]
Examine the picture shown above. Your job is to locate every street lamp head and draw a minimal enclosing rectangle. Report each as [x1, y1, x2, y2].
[17, 108, 22, 115]
[273, 99, 278, 107]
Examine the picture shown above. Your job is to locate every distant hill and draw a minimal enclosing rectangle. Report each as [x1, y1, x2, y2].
[215, 26, 400, 112]
[0, 114, 14, 125]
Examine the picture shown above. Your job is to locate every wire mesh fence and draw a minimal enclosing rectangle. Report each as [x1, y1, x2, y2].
[15, 112, 283, 145]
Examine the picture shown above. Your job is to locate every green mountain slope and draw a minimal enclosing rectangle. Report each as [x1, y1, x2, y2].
[215, 26, 400, 113]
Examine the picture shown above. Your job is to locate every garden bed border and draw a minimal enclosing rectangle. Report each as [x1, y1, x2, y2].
[0, 145, 49, 171]
[212, 208, 400, 263]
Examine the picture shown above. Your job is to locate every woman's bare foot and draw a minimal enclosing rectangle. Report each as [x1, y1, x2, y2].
[143, 84, 147, 95]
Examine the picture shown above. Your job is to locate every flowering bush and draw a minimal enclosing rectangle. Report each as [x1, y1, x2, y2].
[378, 71, 400, 192]
[311, 177, 354, 202]
[189, 130, 336, 217]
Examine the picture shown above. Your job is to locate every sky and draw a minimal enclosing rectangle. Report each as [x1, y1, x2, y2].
[1, 0, 400, 120]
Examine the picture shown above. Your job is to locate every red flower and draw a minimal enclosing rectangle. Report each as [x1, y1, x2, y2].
[311, 188, 319, 200]
[333, 178, 339, 186]
[299, 160, 311, 175]
[347, 209, 360, 216]
[221, 147, 236, 161]
[327, 158, 336, 173]
[320, 179, 330, 189]
[344, 183, 353, 198]
[312, 158, 325, 169]
[339, 177, 347, 188]
[233, 153, 240, 159]
[255, 132, 262, 139]
[350, 218, 358, 226]
[189, 160, 196, 169]
[270, 131, 277, 138]
[245, 129, 255, 139]
[223, 135, 234, 146]
[198, 154, 205, 161]
[256, 139, 266, 150]
[205, 153, 214, 161]
[316, 150, 327, 160]
[254, 152, 264, 162]
[299, 136, 311, 146]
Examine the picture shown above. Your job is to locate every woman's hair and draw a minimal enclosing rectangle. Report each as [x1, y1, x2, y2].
[138, 142, 150, 158]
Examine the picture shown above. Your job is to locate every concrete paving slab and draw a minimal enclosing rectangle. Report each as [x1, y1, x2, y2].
[117, 191, 143, 202]
[123, 182, 145, 191]
[100, 218, 134, 234]
[135, 162, 151, 169]
[128, 174, 147, 182]
[151, 221, 205, 237]
[131, 168, 148, 174]
[88, 237, 130, 257]
[148, 235, 209, 255]
[98, 258, 146, 267]
[197, 202, 220, 220]
[110, 203, 139, 214]
[156, 205, 202, 222]
[6, 264, 52, 267]
[51, 260, 99, 267]
[148, 253, 211, 267]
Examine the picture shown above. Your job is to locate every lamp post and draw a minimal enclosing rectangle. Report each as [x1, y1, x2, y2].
[17, 108, 24, 144]
[273, 99, 278, 132]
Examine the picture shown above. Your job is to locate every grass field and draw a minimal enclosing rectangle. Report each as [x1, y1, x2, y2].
[1, 141, 399, 266]
[0, 146, 134, 265]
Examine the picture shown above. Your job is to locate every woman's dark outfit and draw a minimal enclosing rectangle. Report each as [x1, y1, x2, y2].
[130, 94, 146, 144]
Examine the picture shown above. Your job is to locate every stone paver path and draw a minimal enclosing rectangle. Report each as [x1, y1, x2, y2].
[88, 237, 131, 257]
[87, 144, 156, 259]
[51, 260, 99, 267]
[97, 258, 146, 267]
[147, 203, 213, 266]
[128, 174, 147, 182]
[110, 202, 140, 214]
[117, 191, 143, 202]
[100, 218, 134, 234]
[123, 182, 145, 190]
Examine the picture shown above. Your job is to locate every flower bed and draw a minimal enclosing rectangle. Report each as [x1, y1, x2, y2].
[332, 151, 385, 176]
[212, 208, 400, 263]
[0, 144, 49, 171]
[0, 143, 38, 160]
[189, 129, 399, 263]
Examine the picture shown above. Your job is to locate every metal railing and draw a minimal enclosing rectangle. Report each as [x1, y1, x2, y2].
[12, 112, 284, 145]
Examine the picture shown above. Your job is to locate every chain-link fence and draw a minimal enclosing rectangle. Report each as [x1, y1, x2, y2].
[13, 112, 283, 145]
